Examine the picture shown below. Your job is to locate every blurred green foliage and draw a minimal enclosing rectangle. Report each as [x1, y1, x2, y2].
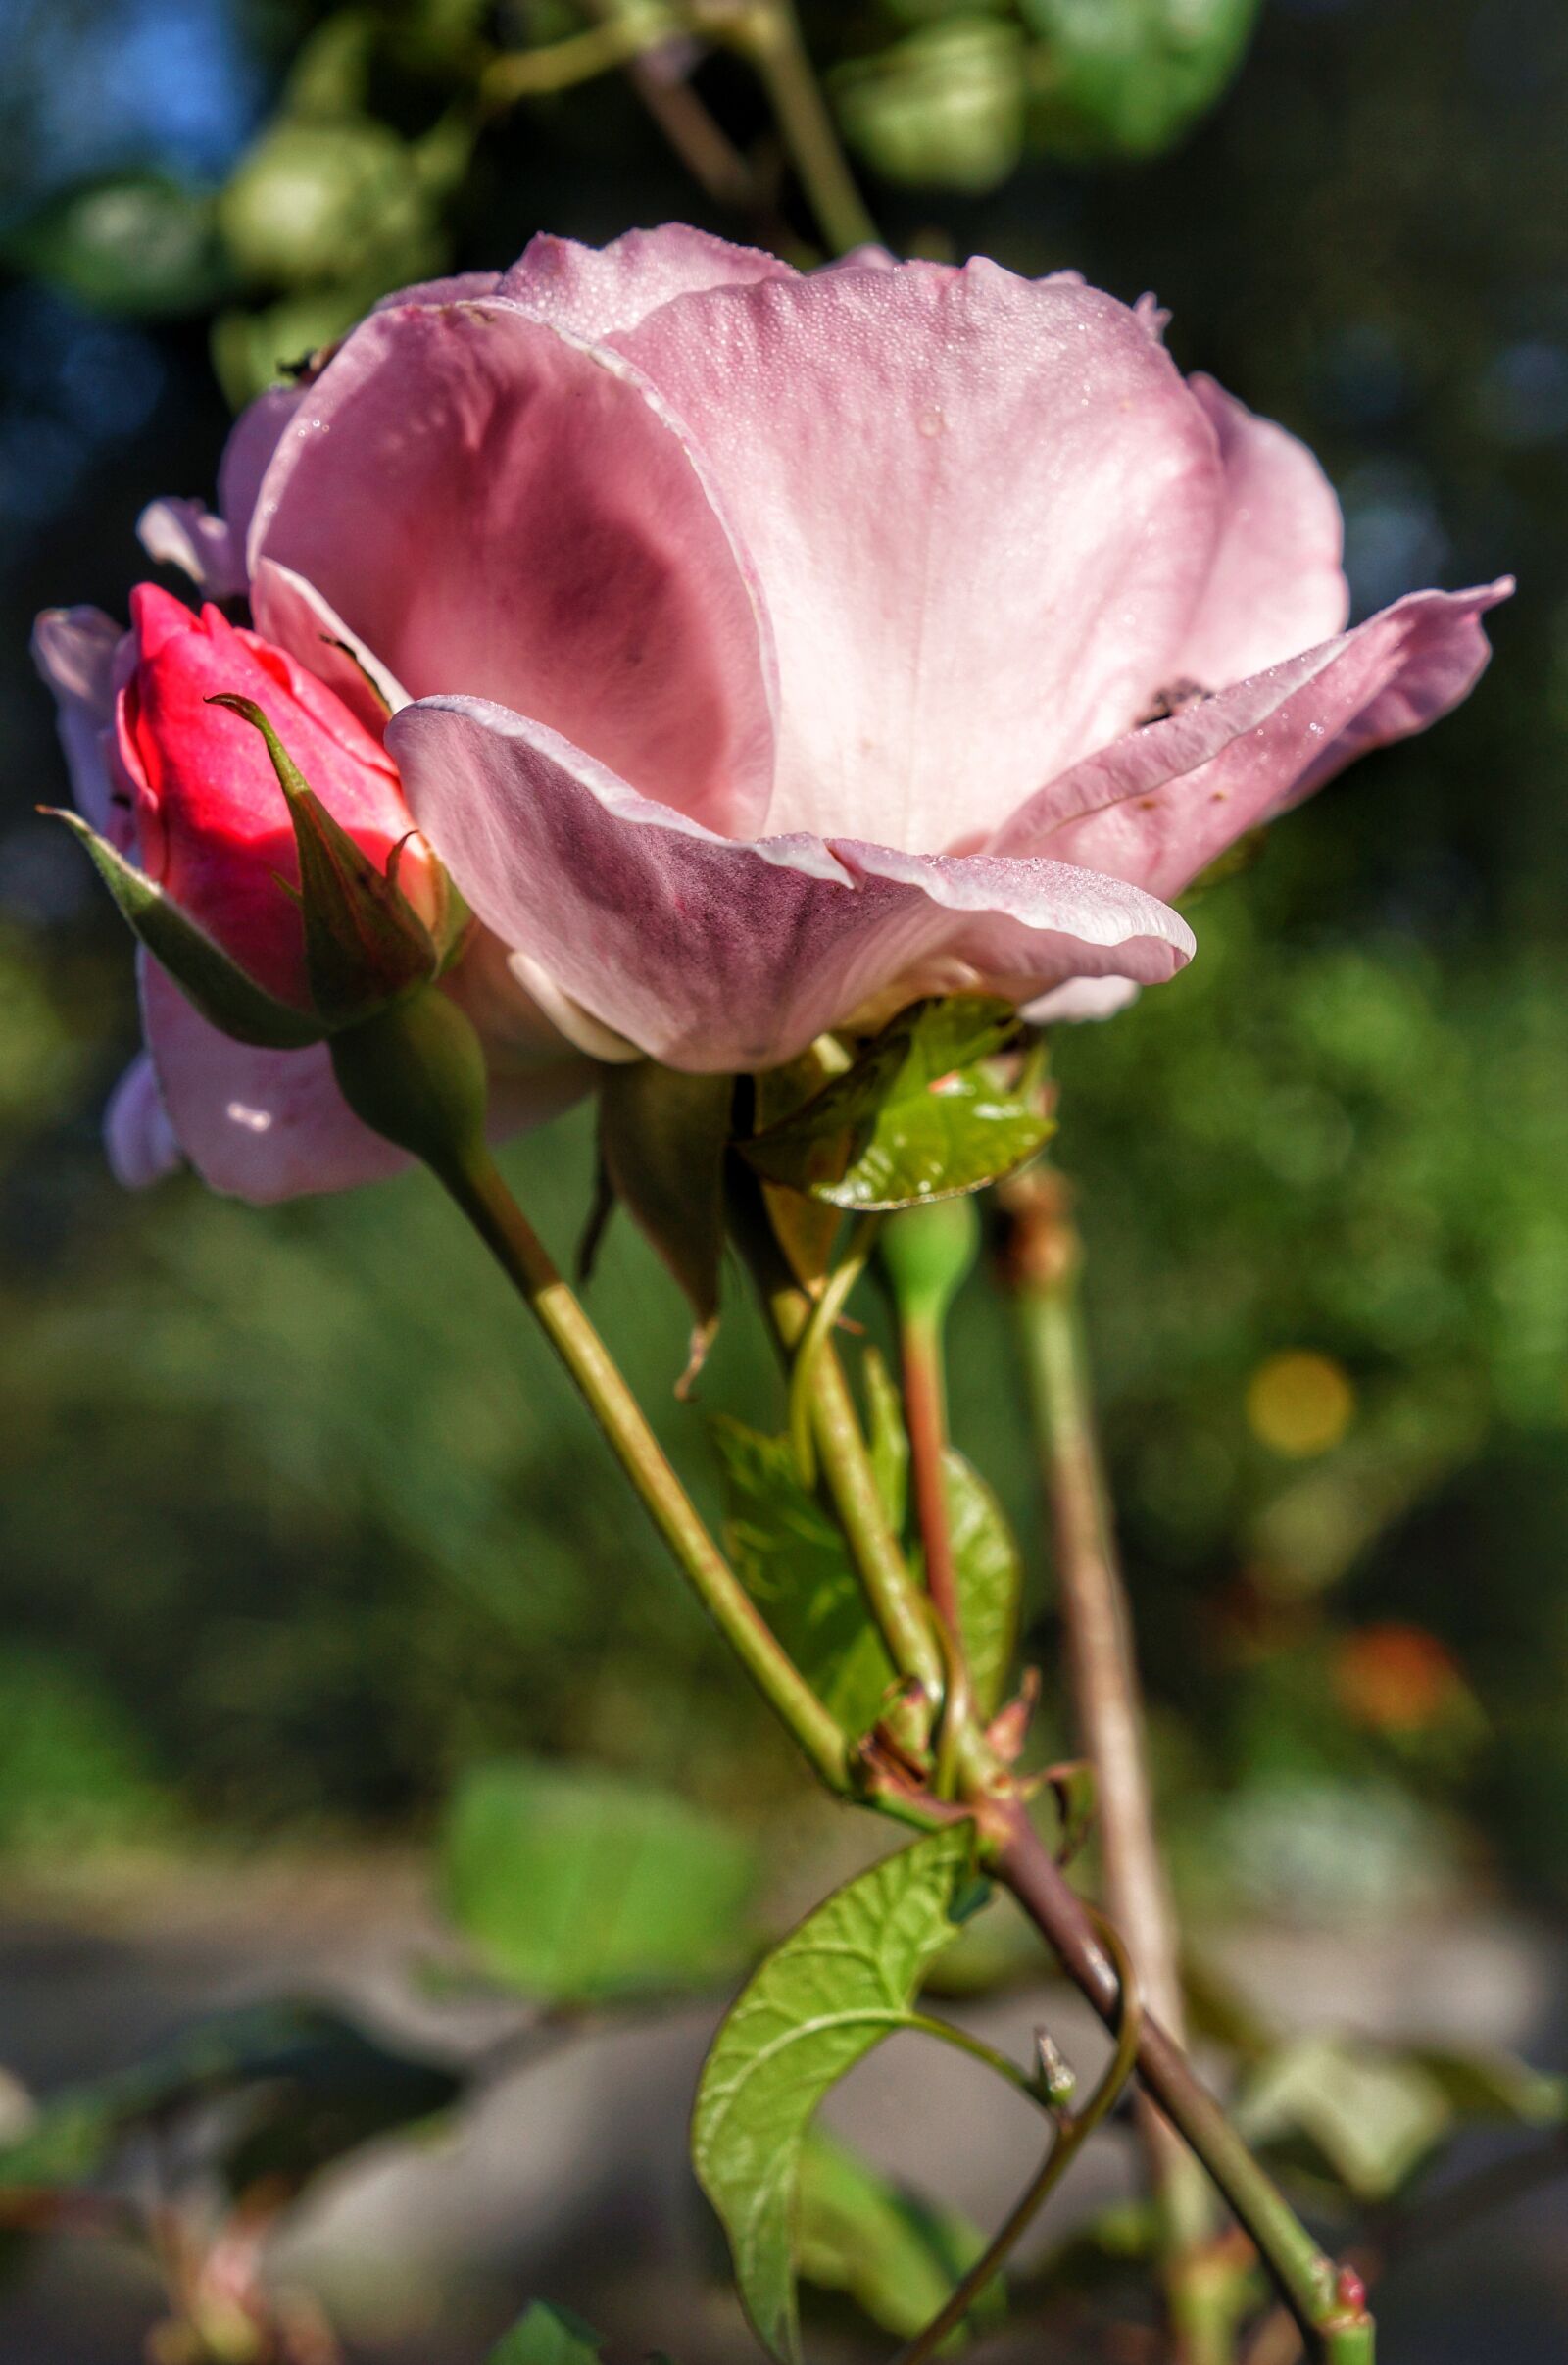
[0, 0, 1565, 1949]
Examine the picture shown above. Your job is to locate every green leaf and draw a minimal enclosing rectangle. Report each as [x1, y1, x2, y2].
[715, 1415, 1019, 1737]
[692, 1827, 980, 2364]
[744, 999, 1052, 1211]
[439, 1758, 757, 2002]
[489, 2302, 606, 2365]
[940, 1449, 1022, 1719]
[0, 2003, 460, 2200]
[211, 696, 439, 1025]
[1237, 2031, 1568, 2207]
[833, 19, 1029, 195]
[1234, 2033, 1453, 2202]
[1043, 1761, 1097, 1868]
[714, 1419, 896, 1739]
[797, 2127, 1003, 2347]
[1404, 2043, 1568, 2129]
[1023, 0, 1261, 161]
[218, 118, 444, 290]
[598, 1063, 735, 1380]
[49, 811, 320, 1050]
[6, 172, 232, 316]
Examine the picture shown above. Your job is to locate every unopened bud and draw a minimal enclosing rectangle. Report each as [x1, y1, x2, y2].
[880, 1196, 980, 1331]
[1034, 2031, 1077, 2109]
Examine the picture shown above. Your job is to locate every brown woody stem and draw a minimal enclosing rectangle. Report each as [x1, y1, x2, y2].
[989, 1804, 1374, 2364]
[1001, 1168, 1238, 2356]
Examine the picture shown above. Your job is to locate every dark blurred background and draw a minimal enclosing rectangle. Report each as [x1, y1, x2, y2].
[0, 0, 1565, 2353]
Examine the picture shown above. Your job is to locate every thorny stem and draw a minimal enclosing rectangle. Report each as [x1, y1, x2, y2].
[988, 1804, 1375, 2365]
[709, 0, 879, 254]
[1242, 2125, 1568, 2365]
[895, 1916, 1145, 2365]
[406, 1065, 1368, 2365]
[1002, 1167, 1237, 2361]
[439, 1147, 852, 1794]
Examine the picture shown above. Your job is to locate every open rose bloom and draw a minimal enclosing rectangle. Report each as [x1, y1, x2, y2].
[35, 226, 1508, 1202]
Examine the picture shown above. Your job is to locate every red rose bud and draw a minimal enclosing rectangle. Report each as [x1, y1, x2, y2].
[115, 584, 444, 1019]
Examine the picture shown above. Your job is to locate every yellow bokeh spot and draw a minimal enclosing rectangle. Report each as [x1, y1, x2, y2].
[1246, 1351, 1355, 1457]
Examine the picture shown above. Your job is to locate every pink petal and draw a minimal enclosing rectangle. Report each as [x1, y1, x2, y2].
[370, 270, 502, 313]
[250, 301, 776, 834]
[141, 957, 406, 1201]
[140, 955, 590, 1204]
[30, 605, 130, 839]
[104, 1051, 181, 1188]
[612, 259, 1225, 847]
[1177, 376, 1348, 686]
[249, 558, 411, 731]
[217, 384, 307, 562]
[136, 497, 247, 599]
[996, 584, 1510, 900]
[389, 697, 1194, 1075]
[1024, 976, 1143, 1025]
[497, 224, 792, 338]
[208, 276, 503, 568]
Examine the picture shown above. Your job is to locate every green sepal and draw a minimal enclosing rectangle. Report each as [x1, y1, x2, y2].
[597, 1062, 736, 1391]
[210, 693, 440, 1026]
[328, 988, 489, 1176]
[47, 808, 321, 1049]
[488, 2302, 607, 2365]
[744, 998, 1054, 1210]
[755, 1045, 848, 1285]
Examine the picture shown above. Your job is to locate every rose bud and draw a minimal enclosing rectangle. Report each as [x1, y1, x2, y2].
[33, 586, 589, 1199]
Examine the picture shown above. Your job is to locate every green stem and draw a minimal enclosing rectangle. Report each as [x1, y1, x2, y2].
[904, 2013, 1044, 2108]
[481, 12, 678, 106]
[788, 1211, 882, 1489]
[439, 1147, 851, 1793]
[745, 1219, 947, 1700]
[726, 1, 878, 254]
[990, 1806, 1374, 2364]
[895, 1916, 1144, 2365]
[1004, 1173, 1236, 2360]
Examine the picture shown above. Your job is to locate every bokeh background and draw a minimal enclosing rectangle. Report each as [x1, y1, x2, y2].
[1, 1, 1566, 2358]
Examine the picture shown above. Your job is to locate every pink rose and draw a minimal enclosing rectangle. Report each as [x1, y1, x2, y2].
[39, 227, 1507, 1189]
[32, 584, 587, 1199]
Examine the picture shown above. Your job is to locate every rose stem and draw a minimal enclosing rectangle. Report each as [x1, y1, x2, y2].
[999, 1168, 1240, 2358]
[895, 1915, 1145, 2365]
[480, 15, 675, 108]
[727, 1, 879, 255]
[988, 1803, 1375, 2365]
[734, 1192, 947, 1699]
[901, 1307, 961, 1637]
[439, 1146, 851, 1792]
